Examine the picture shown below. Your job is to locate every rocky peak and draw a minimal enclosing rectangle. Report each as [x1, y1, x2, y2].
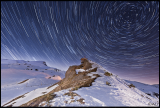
[58, 58, 98, 90]
[19, 58, 100, 106]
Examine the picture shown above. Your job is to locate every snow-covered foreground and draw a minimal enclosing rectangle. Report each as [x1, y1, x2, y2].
[1, 59, 65, 106]
[1, 59, 159, 106]
[46, 60, 158, 106]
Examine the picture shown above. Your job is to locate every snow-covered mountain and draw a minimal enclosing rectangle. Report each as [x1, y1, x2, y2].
[1, 59, 159, 106]
[1, 59, 65, 106]
[124, 80, 159, 99]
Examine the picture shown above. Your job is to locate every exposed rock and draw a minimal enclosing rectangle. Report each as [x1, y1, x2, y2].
[70, 96, 74, 99]
[77, 98, 85, 104]
[17, 58, 100, 106]
[106, 81, 111, 86]
[63, 91, 81, 97]
[46, 94, 56, 102]
[2, 92, 29, 107]
[146, 93, 151, 96]
[55, 69, 60, 72]
[18, 79, 29, 84]
[128, 84, 135, 88]
[6, 104, 13, 107]
[104, 72, 112, 76]
[43, 62, 47, 66]
[80, 58, 87, 63]
[93, 74, 101, 77]
[59, 67, 98, 90]
[80, 58, 92, 70]
[64, 101, 68, 104]
[47, 82, 59, 89]
[24, 94, 56, 107]
[39, 102, 46, 107]
[42, 92, 47, 94]
[146, 96, 151, 100]
[153, 92, 159, 98]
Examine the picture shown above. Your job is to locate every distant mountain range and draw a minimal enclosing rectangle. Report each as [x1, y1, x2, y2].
[1, 59, 159, 106]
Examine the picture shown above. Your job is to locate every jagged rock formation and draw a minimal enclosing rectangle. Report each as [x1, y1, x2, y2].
[18, 58, 100, 107]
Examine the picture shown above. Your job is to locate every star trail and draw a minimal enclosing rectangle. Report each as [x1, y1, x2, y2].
[1, 1, 159, 84]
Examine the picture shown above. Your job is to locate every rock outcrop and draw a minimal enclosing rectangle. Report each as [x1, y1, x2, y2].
[18, 58, 100, 107]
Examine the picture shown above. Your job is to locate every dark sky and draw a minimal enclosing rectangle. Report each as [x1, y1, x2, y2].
[1, 1, 159, 85]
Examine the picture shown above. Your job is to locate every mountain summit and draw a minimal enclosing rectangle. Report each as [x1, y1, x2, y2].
[2, 58, 159, 106]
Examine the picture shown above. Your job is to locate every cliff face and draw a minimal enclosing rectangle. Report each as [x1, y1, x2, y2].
[19, 58, 100, 106]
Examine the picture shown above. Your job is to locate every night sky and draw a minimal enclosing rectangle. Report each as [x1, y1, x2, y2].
[1, 1, 159, 85]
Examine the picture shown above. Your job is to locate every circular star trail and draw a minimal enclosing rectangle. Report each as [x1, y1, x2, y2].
[1, 1, 159, 84]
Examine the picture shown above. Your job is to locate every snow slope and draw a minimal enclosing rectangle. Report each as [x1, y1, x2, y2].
[1, 59, 65, 106]
[1, 59, 159, 106]
[124, 80, 159, 99]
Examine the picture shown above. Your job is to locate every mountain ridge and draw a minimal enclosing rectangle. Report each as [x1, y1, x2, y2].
[1, 58, 159, 106]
